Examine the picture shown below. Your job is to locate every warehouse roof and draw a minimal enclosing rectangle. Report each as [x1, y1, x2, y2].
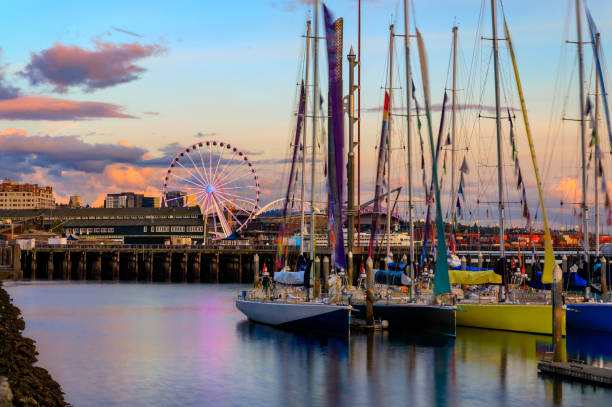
[0, 206, 202, 219]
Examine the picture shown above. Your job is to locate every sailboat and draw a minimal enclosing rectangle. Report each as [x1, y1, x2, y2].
[454, 0, 564, 336]
[350, 2, 456, 337]
[236, 1, 351, 337]
[564, 0, 612, 334]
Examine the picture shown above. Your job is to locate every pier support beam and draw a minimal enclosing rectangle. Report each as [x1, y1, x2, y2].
[130, 252, 138, 281]
[112, 252, 119, 281]
[61, 252, 68, 280]
[348, 251, 353, 286]
[239, 254, 243, 284]
[93, 252, 102, 281]
[30, 251, 37, 280]
[143, 251, 153, 282]
[366, 257, 374, 326]
[190, 253, 201, 283]
[12, 244, 21, 280]
[212, 254, 219, 283]
[163, 252, 171, 282]
[179, 252, 188, 283]
[602, 257, 608, 302]
[322, 256, 329, 295]
[253, 254, 259, 287]
[47, 252, 54, 280]
[314, 256, 320, 298]
[79, 252, 86, 280]
[552, 264, 564, 362]
[30, 250, 38, 281]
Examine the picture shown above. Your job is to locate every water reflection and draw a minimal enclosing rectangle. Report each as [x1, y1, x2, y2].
[5, 282, 612, 407]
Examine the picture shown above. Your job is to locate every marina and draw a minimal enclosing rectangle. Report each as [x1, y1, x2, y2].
[4, 281, 612, 407]
[2, 0, 612, 405]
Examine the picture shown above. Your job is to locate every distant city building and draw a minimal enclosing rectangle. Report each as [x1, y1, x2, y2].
[104, 192, 160, 208]
[0, 179, 55, 209]
[142, 196, 161, 208]
[69, 195, 82, 208]
[165, 191, 186, 207]
[105, 192, 141, 208]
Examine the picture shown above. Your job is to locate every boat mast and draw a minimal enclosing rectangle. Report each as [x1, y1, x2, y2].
[595, 32, 600, 258]
[450, 26, 458, 245]
[386, 24, 394, 262]
[490, 0, 506, 297]
[576, 0, 589, 266]
[300, 20, 312, 255]
[403, 0, 415, 299]
[310, 0, 319, 286]
[348, 47, 357, 255]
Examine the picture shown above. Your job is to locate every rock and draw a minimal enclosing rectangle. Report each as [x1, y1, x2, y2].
[0, 376, 13, 407]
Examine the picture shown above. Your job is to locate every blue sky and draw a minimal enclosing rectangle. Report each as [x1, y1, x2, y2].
[0, 0, 611, 231]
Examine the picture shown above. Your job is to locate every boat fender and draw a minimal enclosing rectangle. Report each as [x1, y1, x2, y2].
[381, 320, 389, 329]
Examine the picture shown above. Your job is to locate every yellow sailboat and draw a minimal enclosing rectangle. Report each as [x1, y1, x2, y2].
[455, 3, 562, 336]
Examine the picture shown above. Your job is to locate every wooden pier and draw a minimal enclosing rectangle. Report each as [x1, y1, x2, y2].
[538, 360, 612, 387]
[7, 244, 375, 284]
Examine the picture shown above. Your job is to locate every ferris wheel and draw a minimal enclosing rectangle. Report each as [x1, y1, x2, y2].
[161, 140, 260, 239]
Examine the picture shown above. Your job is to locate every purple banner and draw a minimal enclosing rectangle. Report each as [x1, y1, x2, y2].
[323, 4, 346, 270]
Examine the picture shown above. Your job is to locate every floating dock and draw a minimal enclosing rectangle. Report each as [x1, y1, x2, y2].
[538, 359, 612, 386]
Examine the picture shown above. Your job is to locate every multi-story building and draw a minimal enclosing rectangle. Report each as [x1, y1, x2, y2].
[0, 179, 55, 209]
[142, 196, 161, 208]
[165, 191, 185, 207]
[104, 192, 161, 209]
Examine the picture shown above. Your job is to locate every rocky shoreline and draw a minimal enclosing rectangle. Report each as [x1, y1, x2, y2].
[0, 282, 70, 407]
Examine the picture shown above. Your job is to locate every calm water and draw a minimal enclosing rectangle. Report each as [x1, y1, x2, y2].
[5, 281, 612, 407]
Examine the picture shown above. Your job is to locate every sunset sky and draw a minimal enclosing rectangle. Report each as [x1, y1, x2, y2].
[0, 0, 611, 231]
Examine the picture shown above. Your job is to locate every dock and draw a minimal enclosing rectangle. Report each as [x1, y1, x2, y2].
[538, 359, 612, 386]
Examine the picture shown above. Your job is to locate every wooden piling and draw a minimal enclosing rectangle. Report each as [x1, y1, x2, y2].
[180, 252, 188, 283]
[61, 252, 68, 280]
[12, 244, 21, 280]
[112, 252, 119, 281]
[366, 257, 374, 326]
[348, 251, 353, 286]
[553, 264, 564, 362]
[253, 254, 259, 287]
[65, 251, 71, 280]
[322, 256, 329, 295]
[144, 251, 153, 282]
[131, 251, 139, 281]
[79, 252, 86, 280]
[164, 252, 171, 282]
[93, 252, 102, 280]
[602, 257, 608, 303]
[30, 251, 36, 280]
[47, 252, 54, 280]
[191, 253, 201, 283]
[213, 253, 219, 283]
[314, 256, 320, 298]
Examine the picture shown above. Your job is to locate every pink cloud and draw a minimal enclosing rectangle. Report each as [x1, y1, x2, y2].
[0, 96, 134, 120]
[21, 40, 165, 92]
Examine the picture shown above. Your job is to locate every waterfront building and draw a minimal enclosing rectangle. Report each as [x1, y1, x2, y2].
[0, 207, 205, 244]
[0, 179, 55, 209]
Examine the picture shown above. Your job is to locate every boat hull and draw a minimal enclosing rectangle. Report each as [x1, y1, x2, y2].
[235, 299, 351, 337]
[353, 303, 456, 337]
[566, 303, 612, 333]
[457, 303, 565, 335]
